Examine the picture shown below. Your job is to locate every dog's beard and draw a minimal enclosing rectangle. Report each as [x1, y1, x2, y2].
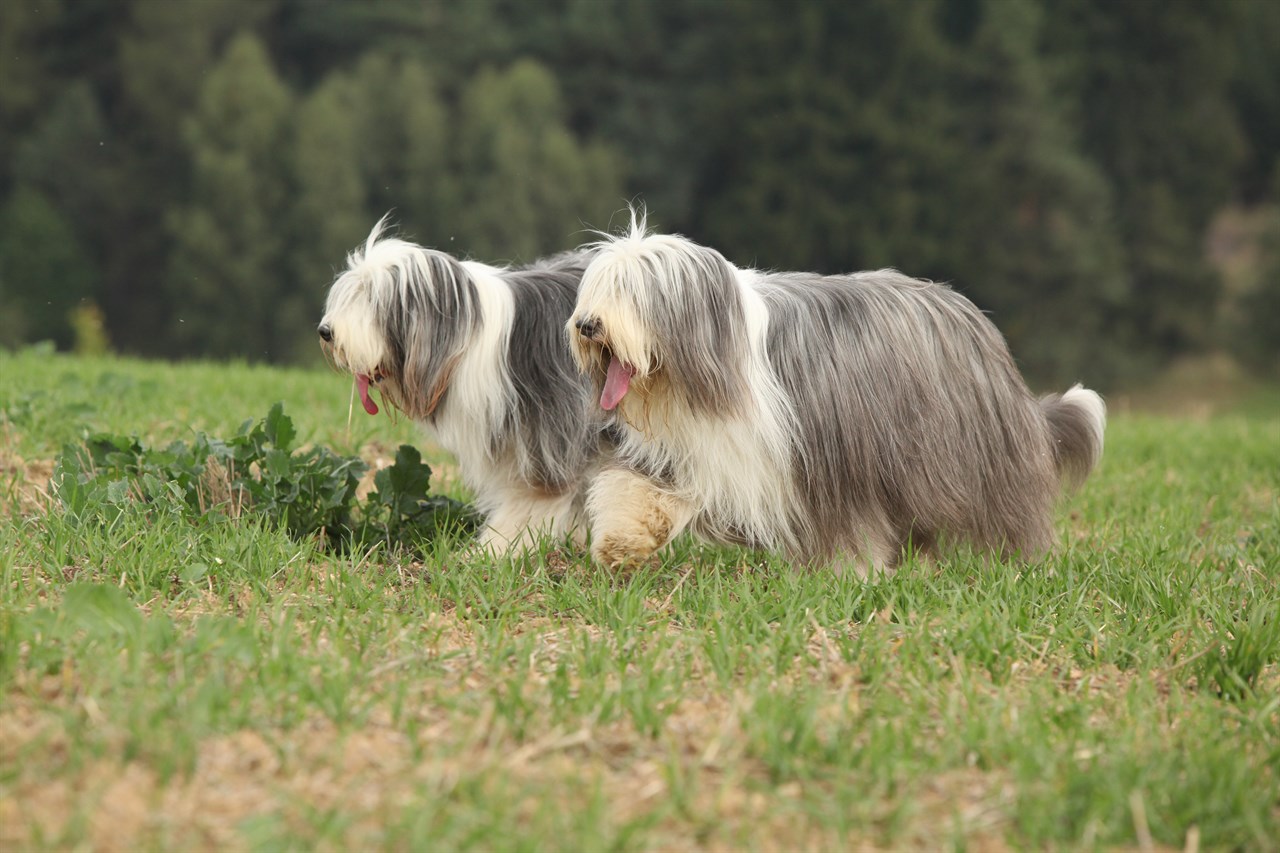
[583, 343, 678, 437]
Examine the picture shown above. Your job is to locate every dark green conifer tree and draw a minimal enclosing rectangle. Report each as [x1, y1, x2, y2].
[166, 33, 295, 360]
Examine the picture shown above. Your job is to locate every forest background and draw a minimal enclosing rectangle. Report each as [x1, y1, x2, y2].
[2, 0, 1278, 390]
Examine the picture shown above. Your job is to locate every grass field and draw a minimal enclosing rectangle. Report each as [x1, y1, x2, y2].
[2, 346, 1278, 851]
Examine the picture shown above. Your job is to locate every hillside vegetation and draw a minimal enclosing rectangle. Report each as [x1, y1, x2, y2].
[4, 1, 1280, 384]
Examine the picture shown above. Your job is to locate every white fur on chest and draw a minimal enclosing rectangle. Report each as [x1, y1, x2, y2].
[423, 262, 517, 505]
[617, 271, 799, 548]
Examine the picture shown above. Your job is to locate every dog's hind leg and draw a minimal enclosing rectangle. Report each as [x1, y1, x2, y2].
[587, 468, 695, 569]
[830, 526, 901, 580]
[804, 502, 904, 579]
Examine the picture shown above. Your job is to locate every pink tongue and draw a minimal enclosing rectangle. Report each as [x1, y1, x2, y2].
[357, 374, 379, 415]
[600, 357, 634, 411]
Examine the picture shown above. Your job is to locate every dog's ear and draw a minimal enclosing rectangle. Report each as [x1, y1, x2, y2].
[650, 244, 750, 416]
[388, 253, 480, 419]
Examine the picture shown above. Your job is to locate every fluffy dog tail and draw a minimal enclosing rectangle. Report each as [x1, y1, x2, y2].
[1040, 384, 1106, 492]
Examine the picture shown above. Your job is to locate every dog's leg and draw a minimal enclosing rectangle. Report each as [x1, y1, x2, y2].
[900, 526, 940, 568]
[478, 487, 581, 554]
[830, 521, 901, 580]
[831, 546, 897, 580]
[587, 468, 695, 569]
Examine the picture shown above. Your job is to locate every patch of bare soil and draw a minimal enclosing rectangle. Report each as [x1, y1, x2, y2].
[3, 699, 911, 851]
[0, 449, 54, 516]
[4, 608, 1252, 851]
[0, 616, 842, 849]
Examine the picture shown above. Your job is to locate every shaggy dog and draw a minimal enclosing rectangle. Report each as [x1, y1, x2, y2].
[567, 212, 1105, 574]
[319, 220, 608, 550]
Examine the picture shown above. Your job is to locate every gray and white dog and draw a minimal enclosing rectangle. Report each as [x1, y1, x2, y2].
[319, 219, 607, 550]
[567, 211, 1106, 574]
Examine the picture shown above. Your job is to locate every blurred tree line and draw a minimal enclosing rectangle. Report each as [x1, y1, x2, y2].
[1, 0, 1277, 385]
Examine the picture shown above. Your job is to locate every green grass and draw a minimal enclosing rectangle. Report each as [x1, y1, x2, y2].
[2, 347, 1278, 850]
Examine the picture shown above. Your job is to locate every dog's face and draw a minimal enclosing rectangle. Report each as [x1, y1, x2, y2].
[319, 229, 479, 420]
[318, 264, 397, 416]
[567, 252, 653, 415]
[568, 234, 749, 420]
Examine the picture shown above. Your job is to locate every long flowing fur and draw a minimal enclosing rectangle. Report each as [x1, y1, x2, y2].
[568, 210, 1105, 572]
[320, 218, 610, 549]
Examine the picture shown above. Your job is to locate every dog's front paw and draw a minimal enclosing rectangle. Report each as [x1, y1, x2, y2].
[586, 467, 694, 571]
[591, 532, 662, 571]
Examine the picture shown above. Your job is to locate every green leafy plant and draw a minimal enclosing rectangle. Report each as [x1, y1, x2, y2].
[359, 443, 478, 549]
[49, 402, 476, 552]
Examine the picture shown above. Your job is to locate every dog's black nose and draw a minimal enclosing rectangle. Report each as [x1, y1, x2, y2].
[317, 323, 333, 343]
[575, 316, 600, 339]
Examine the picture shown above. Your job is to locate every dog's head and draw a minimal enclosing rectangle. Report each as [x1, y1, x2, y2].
[567, 213, 749, 421]
[319, 219, 480, 420]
